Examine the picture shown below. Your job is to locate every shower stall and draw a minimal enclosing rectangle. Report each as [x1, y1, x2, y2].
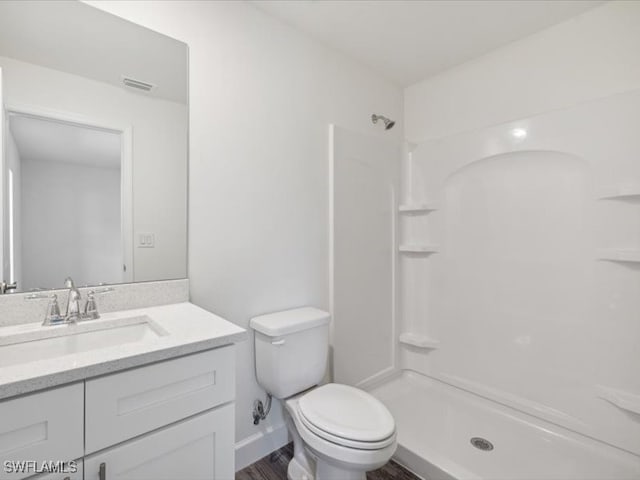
[330, 90, 640, 479]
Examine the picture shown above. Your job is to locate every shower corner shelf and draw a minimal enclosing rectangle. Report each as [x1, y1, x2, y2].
[399, 333, 440, 349]
[398, 203, 438, 214]
[597, 249, 640, 263]
[597, 385, 640, 415]
[399, 244, 439, 254]
[597, 185, 640, 200]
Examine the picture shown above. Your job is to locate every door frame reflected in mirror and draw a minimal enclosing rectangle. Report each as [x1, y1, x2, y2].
[2, 102, 134, 292]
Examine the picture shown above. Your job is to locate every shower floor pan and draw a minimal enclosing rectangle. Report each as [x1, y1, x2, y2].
[368, 371, 640, 480]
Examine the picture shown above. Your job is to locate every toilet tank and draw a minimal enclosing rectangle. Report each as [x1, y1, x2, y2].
[251, 307, 330, 399]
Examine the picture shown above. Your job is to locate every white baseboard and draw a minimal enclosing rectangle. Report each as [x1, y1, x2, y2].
[235, 422, 290, 472]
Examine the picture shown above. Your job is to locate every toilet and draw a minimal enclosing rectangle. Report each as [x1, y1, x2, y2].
[251, 307, 397, 480]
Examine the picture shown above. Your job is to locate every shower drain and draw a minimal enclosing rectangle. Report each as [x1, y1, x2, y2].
[470, 437, 494, 451]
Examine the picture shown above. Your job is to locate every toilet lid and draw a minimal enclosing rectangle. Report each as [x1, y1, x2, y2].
[298, 384, 395, 444]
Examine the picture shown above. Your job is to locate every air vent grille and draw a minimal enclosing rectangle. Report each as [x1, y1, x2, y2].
[122, 77, 155, 92]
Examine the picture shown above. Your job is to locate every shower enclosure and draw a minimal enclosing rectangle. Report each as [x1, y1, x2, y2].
[330, 90, 640, 479]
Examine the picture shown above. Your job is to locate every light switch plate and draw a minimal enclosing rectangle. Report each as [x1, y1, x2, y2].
[137, 233, 155, 248]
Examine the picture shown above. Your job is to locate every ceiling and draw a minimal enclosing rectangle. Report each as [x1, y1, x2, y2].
[249, 0, 605, 86]
[9, 114, 121, 170]
[0, 1, 187, 104]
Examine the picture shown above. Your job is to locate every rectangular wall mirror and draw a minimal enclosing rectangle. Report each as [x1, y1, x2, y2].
[0, 1, 188, 293]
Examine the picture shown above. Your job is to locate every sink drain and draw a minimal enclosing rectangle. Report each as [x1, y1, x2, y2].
[470, 437, 494, 451]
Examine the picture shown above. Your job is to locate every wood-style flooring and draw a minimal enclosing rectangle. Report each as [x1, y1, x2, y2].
[236, 443, 421, 480]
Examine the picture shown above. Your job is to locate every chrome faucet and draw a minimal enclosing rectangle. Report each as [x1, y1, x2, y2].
[26, 278, 115, 325]
[64, 277, 83, 323]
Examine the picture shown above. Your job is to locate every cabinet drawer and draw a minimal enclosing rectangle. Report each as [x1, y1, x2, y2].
[25, 459, 83, 480]
[85, 346, 234, 454]
[84, 404, 234, 480]
[0, 384, 83, 480]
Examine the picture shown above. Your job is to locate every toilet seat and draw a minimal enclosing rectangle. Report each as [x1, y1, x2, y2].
[297, 384, 396, 450]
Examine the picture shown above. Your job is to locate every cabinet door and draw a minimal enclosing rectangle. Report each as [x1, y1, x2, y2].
[84, 404, 234, 480]
[85, 346, 234, 454]
[0, 384, 83, 480]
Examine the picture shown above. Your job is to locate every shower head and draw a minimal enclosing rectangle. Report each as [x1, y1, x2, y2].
[371, 113, 395, 130]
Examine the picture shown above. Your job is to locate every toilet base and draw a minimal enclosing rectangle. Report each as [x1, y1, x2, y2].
[286, 404, 315, 480]
[287, 456, 314, 480]
[286, 449, 367, 480]
[315, 460, 366, 480]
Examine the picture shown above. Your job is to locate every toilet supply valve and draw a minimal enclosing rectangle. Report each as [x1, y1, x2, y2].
[252, 393, 272, 425]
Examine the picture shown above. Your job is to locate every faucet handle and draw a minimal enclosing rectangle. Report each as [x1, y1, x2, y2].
[84, 291, 100, 320]
[83, 287, 113, 320]
[26, 293, 64, 325]
[45, 294, 63, 324]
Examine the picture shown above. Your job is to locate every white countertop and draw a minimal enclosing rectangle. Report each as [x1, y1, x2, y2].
[0, 302, 246, 400]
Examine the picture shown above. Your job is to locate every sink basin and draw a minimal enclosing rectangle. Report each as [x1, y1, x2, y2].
[0, 316, 168, 368]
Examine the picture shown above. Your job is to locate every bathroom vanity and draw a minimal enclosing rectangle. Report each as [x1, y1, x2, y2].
[0, 302, 246, 480]
[0, 4, 245, 478]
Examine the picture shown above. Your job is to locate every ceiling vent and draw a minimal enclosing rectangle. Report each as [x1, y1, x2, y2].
[121, 76, 155, 92]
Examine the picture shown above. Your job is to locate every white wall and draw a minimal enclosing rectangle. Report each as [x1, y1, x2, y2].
[401, 0, 640, 456]
[84, 0, 403, 470]
[405, 1, 640, 142]
[21, 159, 121, 290]
[0, 55, 187, 283]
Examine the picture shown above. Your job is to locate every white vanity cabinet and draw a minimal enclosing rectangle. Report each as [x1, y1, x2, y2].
[0, 384, 83, 480]
[85, 346, 234, 454]
[84, 404, 234, 480]
[0, 346, 236, 480]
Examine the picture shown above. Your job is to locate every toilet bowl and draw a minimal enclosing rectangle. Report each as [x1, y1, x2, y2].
[285, 384, 397, 480]
[250, 307, 397, 480]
